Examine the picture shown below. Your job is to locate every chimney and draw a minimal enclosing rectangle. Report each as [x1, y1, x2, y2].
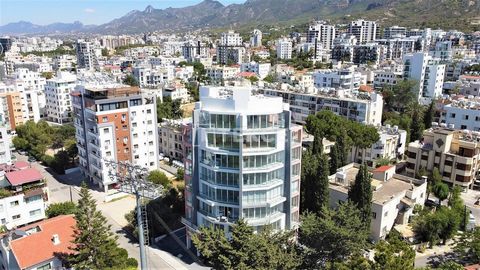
[52, 234, 60, 245]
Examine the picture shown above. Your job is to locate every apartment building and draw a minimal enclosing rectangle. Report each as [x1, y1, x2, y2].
[72, 85, 159, 192]
[132, 66, 174, 88]
[348, 20, 377, 44]
[350, 125, 407, 167]
[306, 21, 336, 50]
[276, 39, 293, 60]
[329, 164, 427, 241]
[258, 87, 383, 125]
[403, 52, 445, 104]
[158, 118, 191, 161]
[352, 43, 386, 65]
[12, 68, 46, 121]
[406, 127, 480, 189]
[205, 65, 240, 82]
[383, 26, 407, 39]
[182, 86, 302, 248]
[240, 62, 271, 79]
[250, 29, 263, 48]
[312, 68, 364, 90]
[45, 72, 77, 124]
[181, 41, 209, 62]
[373, 68, 403, 90]
[441, 97, 480, 131]
[376, 38, 417, 60]
[217, 31, 245, 65]
[0, 215, 75, 270]
[0, 87, 23, 130]
[75, 40, 100, 71]
[0, 125, 12, 164]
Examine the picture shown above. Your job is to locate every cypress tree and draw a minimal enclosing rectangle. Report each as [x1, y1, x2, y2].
[316, 153, 330, 212]
[424, 100, 435, 129]
[410, 109, 425, 142]
[68, 183, 136, 269]
[329, 143, 339, 174]
[301, 150, 319, 212]
[348, 164, 373, 230]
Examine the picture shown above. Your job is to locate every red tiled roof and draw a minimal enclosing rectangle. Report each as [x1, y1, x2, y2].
[373, 165, 393, 172]
[464, 264, 480, 270]
[10, 215, 76, 269]
[5, 168, 43, 186]
[359, 85, 373, 93]
[237, 71, 257, 77]
[14, 161, 30, 170]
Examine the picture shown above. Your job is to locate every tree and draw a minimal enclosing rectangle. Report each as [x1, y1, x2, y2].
[263, 74, 275, 83]
[68, 183, 137, 269]
[424, 100, 435, 129]
[123, 74, 139, 87]
[436, 261, 464, 270]
[41, 72, 53, 79]
[147, 170, 170, 187]
[373, 232, 415, 270]
[348, 164, 373, 230]
[329, 143, 339, 174]
[299, 202, 369, 268]
[46, 202, 77, 218]
[454, 227, 480, 263]
[300, 149, 319, 213]
[101, 48, 109, 57]
[246, 76, 259, 83]
[412, 206, 460, 246]
[316, 153, 330, 211]
[408, 103, 425, 142]
[192, 219, 301, 270]
[176, 168, 184, 180]
[432, 182, 449, 206]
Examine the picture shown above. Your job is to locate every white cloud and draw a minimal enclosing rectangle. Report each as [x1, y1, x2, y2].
[84, 8, 95, 13]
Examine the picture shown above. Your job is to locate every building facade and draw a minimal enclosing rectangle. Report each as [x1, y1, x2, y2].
[348, 20, 377, 44]
[45, 72, 77, 124]
[183, 86, 302, 247]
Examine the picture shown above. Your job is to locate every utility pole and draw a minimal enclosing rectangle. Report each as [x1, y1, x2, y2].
[104, 160, 163, 270]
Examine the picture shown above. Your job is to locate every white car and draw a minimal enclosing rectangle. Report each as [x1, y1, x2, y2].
[467, 213, 476, 231]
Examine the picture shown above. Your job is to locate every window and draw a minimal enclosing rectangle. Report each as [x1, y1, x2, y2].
[132, 122, 137, 128]
[10, 201, 19, 207]
[103, 128, 109, 134]
[147, 109, 152, 114]
[384, 211, 388, 217]
[0, 218, 5, 224]
[102, 116, 108, 122]
[12, 214, 20, 220]
[37, 262, 52, 270]
[106, 151, 112, 157]
[29, 209, 41, 217]
[372, 212, 377, 219]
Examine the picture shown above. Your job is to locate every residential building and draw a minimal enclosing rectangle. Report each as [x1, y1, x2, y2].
[312, 68, 363, 90]
[132, 66, 174, 88]
[0, 124, 12, 164]
[406, 127, 480, 189]
[75, 40, 100, 71]
[250, 29, 263, 48]
[240, 62, 271, 79]
[158, 118, 191, 161]
[217, 31, 245, 65]
[182, 41, 209, 62]
[376, 38, 417, 60]
[12, 68, 46, 121]
[331, 44, 354, 63]
[403, 52, 445, 104]
[306, 21, 336, 50]
[432, 41, 453, 61]
[441, 97, 480, 131]
[0, 215, 75, 270]
[163, 87, 189, 103]
[259, 87, 383, 125]
[72, 85, 159, 192]
[350, 125, 407, 167]
[205, 65, 240, 83]
[45, 72, 77, 124]
[329, 164, 427, 241]
[373, 67, 403, 89]
[383, 26, 407, 39]
[183, 86, 302, 248]
[276, 39, 293, 60]
[348, 20, 377, 44]
[352, 43, 386, 65]
[0, 88, 23, 130]
[0, 165, 48, 229]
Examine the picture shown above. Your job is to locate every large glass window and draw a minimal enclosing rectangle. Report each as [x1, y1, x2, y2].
[201, 167, 239, 187]
[242, 204, 282, 218]
[247, 114, 285, 129]
[243, 134, 276, 149]
[243, 186, 283, 204]
[243, 152, 283, 169]
[207, 133, 240, 151]
[201, 150, 240, 169]
[243, 168, 283, 186]
[200, 112, 237, 129]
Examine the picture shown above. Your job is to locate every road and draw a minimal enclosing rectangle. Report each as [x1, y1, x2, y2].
[15, 153, 183, 270]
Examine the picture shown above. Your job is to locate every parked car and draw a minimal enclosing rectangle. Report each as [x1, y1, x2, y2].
[18, 150, 27, 155]
[28, 156, 36, 162]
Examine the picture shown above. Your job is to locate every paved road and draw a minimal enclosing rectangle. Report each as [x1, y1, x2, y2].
[15, 153, 178, 270]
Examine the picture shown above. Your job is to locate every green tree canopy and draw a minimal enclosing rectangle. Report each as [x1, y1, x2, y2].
[46, 202, 77, 218]
[348, 164, 373, 229]
[147, 170, 170, 187]
[123, 74, 139, 87]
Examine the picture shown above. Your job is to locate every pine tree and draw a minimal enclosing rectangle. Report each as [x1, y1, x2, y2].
[68, 183, 136, 269]
[409, 104, 425, 142]
[424, 100, 435, 129]
[301, 150, 319, 212]
[348, 164, 373, 230]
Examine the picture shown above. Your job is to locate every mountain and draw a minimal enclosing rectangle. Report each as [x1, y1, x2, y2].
[95, 0, 480, 34]
[0, 21, 94, 35]
[2, 0, 479, 35]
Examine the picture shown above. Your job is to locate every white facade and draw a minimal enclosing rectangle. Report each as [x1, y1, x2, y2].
[250, 29, 263, 48]
[133, 66, 174, 88]
[163, 87, 189, 103]
[183, 86, 302, 245]
[312, 68, 363, 90]
[0, 191, 47, 229]
[276, 39, 293, 60]
[403, 52, 445, 104]
[217, 31, 245, 65]
[75, 40, 100, 71]
[45, 72, 77, 124]
[348, 20, 377, 44]
[441, 99, 480, 131]
[205, 66, 240, 82]
[0, 126, 12, 164]
[240, 62, 271, 79]
[12, 68, 46, 122]
[373, 69, 403, 89]
[307, 21, 336, 50]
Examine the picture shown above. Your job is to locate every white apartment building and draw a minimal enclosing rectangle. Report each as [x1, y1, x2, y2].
[307, 21, 336, 50]
[53, 54, 76, 71]
[182, 41, 209, 61]
[0, 125, 12, 164]
[12, 68, 46, 122]
[373, 68, 403, 89]
[329, 164, 427, 241]
[350, 124, 407, 166]
[45, 72, 77, 124]
[312, 68, 363, 90]
[158, 118, 191, 161]
[403, 52, 445, 104]
[441, 97, 480, 131]
[75, 40, 100, 71]
[376, 38, 417, 60]
[250, 29, 263, 48]
[72, 85, 159, 192]
[163, 87, 189, 103]
[205, 65, 240, 82]
[183, 86, 302, 247]
[432, 41, 453, 61]
[132, 66, 174, 88]
[217, 31, 245, 65]
[259, 87, 383, 125]
[163, 41, 184, 57]
[348, 20, 377, 44]
[240, 62, 271, 79]
[276, 39, 293, 60]
[383, 26, 407, 39]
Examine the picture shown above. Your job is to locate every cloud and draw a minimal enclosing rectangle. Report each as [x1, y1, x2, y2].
[84, 8, 95, 13]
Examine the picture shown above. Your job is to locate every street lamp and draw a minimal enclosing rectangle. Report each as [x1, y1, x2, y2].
[104, 160, 163, 270]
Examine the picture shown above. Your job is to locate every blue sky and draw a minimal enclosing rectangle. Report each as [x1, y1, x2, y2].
[0, 0, 246, 26]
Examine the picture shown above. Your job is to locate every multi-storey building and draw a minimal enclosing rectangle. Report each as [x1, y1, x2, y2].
[12, 68, 46, 121]
[240, 62, 271, 79]
[217, 31, 245, 65]
[348, 20, 377, 44]
[352, 43, 386, 65]
[432, 41, 453, 61]
[158, 118, 191, 161]
[0, 87, 23, 130]
[72, 85, 159, 192]
[276, 39, 293, 60]
[132, 66, 174, 88]
[312, 68, 363, 90]
[373, 67, 403, 90]
[75, 40, 100, 71]
[0, 124, 12, 164]
[441, 97, 480, 131]
[259, 87, 383, 125]
[45, 72, 77, 124]
[376, 38, 417, 60]
[306, 21, 336, 50]
[183, 86, 302, 247]
[406, 127, 480, 189]
[329, 164, 427, 241]
[383, 26, 407, 39]
[205, 65, 240, 83]
[403, 52, 445, 104]
[181, 41, 209, 62]
[250, 29, 263, 48]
